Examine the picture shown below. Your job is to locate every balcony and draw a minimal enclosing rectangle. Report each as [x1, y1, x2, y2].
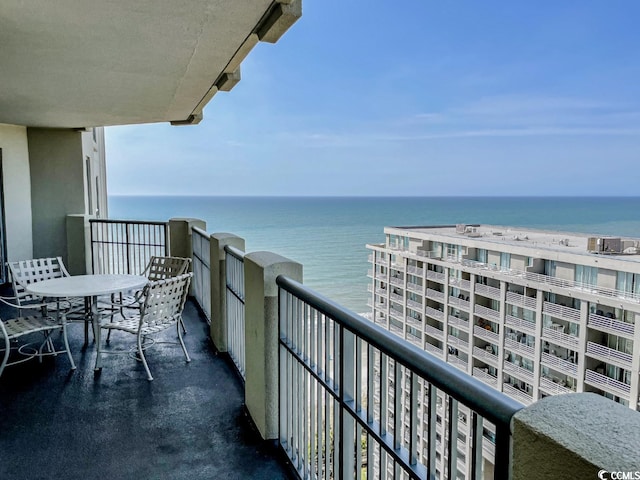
[542, 326, 580, 349]
[426, 270, 446, 283]
[543, 301, 580, 323]
[584, 370, 631, 398]
[448, 314, 469, 331]
[585, 342, 633, 370]
[3, 217, 638, 480]
[503, 361, 535, 383]
[475, 283, 502, 301]
[506, 291, 537, 310]
[0, 299, 289, 479]
[474, 304, 501, 323]
[505, 315, 536, 335]
[449, 295, 470, 311]
[504, 338, 535, 359]
[539, 376, 575, 396]
[473, 324, 500, 344]
[502, 383, 534, 406]
[473, 345, 499, 367]
[587, 312, 635, 339]
[540, 352, 578, 377]
[426, 288, 445, 302]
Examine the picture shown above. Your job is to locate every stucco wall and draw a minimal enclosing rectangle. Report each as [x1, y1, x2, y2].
[0, 124, 34, 263]
[27, 128, 86, 262]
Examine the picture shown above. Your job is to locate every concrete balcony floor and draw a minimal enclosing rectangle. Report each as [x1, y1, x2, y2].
[0, 299, 291, 480]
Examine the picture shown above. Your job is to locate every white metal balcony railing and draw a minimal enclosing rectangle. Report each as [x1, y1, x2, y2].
[425, 324, 445, 341]
[474, 304, 500, 322]
[407, 282, 423, 294]
[540, 352, 578, 377]
[504, 338, 535, 359]
[426, 270, 446, 283]
[472, 367, 498, 387]
[192, 227, 212, 322]
[502, 383, 533, 406]
[585, 341, 633, 369]
[407, 265, 423, 276]
[543, 301, 581, 323]
[475, 283, 501, 300]
[542, 327, 580, 348]
[449, 277, 471, 291]
[426, 288, 445, 302]
[406, 315, 422, 331]
[448, 313, 469, 329]
[277, 276, 524, 480]
[425, 306, 445, 322]
[584, 369, 631, 397]
[449, 355, 468, 372]
[389, 276, 404, 287]
[449, 296, 470, 310]
[407, 298, 423, 311]
[473, 325, 500, 344]
[390, 292, 404, 303]
[505, 291, 537, 310]
[447, 335, 469, 352]
[473, 346, 499, 367]
[225, 244, 246, 380]
[505, 315, 536, 335]
[367, 284, 373, 293]
[503, 361, 534, 383]
[539, 376, 575, 396]
[587, 312, 635, 339]
[424, 342, 444, 359]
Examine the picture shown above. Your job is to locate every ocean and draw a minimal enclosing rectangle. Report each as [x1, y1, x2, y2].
[109, 196, 640, 314]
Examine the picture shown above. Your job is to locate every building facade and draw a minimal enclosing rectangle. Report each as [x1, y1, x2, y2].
[367, 224, 640, 478]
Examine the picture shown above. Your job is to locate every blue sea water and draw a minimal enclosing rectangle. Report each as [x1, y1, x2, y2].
[109, 196, 640, 314]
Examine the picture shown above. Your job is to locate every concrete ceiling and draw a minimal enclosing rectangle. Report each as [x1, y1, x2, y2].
[0, 0, 300, 128]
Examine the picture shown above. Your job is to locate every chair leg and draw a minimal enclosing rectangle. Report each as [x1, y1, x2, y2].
[179, 317, 187, 335]
[94, 328, 104, 370]
[61, 320, 76, 371]
[138, 334, 153, 381]
[0, 335, 10, 379]
[176, 319, 191, 363]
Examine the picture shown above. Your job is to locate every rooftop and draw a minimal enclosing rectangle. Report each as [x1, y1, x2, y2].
[0, 298, 291, 480]
[386, 224, 640, 261]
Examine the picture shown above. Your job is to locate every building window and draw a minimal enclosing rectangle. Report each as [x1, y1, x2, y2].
[544, 260, 556, 277]
[477, 248, 487, 264]
[500, 252, 511, 269]
[575, 265, 598, 286]
[616, 272, 640, 295]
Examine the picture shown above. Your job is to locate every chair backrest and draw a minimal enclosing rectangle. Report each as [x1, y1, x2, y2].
[7, 257, 70, 305]
[139, 273, 192, 330]
[144, 256, 191, 282]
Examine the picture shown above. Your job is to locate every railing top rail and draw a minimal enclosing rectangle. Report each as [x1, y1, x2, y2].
[276, 275, 523, 428]
[89, 218, 168, 227]
[192, 226, 209, 238]
[224, 244, 245, 261]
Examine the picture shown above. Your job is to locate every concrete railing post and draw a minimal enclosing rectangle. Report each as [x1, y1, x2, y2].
[513, 393, 640, 479]
[66, 214, 92, 275]
[168, 218, 206, 295]
[244, 251, 303, 440]
[209, 233, 245, 351]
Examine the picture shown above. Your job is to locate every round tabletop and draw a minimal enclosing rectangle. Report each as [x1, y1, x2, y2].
[25, 274, 148, 298]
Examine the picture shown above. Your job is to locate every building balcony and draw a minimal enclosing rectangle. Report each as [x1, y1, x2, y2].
[502, 383, 534, 406]
[426, 288, 445, 302]
[472, 367, 498, 387]
[425, 306, 445, 322]
[473, 345, 499, 367]
[503, 361, 535, 384]
[407, 298, 423, 311]
[543, 301, 581, 324]
[449, 296, 470, 310]
[407, 265, 423, 276]
[448, 314, 469, 331]
[475, 283, 501, 301]
[0, 299, 289, 479]
[473, 324, 500, 344]
[426, 270, 446, 283]
[539, 376, 575, 396]
[505, 315, 536, 335]
[584, 370, 631, 398]
[447, 334, 469, 353]
[425, 324, 445, 341]
[506, 291, 537, 310]
[504, 337, 535, 359]
[407, 281, 423, 294]
[542, 326, 580, 349]
[449, 277, 471, 291]
[587, 312, 635, 339]
[585, 341, 633, 370]
[474, 304, 501, 323]
[540, 352, 578, 377]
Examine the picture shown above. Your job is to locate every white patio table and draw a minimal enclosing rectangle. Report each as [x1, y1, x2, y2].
[25, 274, 148, 365]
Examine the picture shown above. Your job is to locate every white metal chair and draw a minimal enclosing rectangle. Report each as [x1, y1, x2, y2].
[107, 256, 191, 335]
[95, 273, 192, 381]
[0, 299, 76, 378]
[7, 257, 84, 315]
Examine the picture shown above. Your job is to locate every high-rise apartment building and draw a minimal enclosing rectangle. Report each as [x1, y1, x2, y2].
[367, 224, 640, 478]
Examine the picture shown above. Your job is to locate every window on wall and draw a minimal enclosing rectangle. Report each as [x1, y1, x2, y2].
[500, 252, 511, 269]
[616, 272, 640, 295]
[575, 265, 598, 286]
[544, 260, 556, 277]
[477, 249, 488, 264]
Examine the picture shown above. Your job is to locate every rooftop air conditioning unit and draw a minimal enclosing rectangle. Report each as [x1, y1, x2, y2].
[588, 237, 622, 253]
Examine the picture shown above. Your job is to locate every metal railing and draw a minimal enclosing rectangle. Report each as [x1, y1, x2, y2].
[277, 276, 523, 480]
[89, 218, 169, 274]
[225, 245, 246, 380]
[192, 227, 211, 322]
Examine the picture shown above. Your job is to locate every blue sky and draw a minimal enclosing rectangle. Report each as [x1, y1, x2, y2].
[106, 1, 640, 196]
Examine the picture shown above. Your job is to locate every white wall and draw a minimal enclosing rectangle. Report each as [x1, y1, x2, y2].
[0, 124, 33, 262]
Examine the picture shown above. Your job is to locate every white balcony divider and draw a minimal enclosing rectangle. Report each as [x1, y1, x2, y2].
[225, 245, 246, 380]
[278, 276, 523, 480]
[191, 227, 211, 321]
